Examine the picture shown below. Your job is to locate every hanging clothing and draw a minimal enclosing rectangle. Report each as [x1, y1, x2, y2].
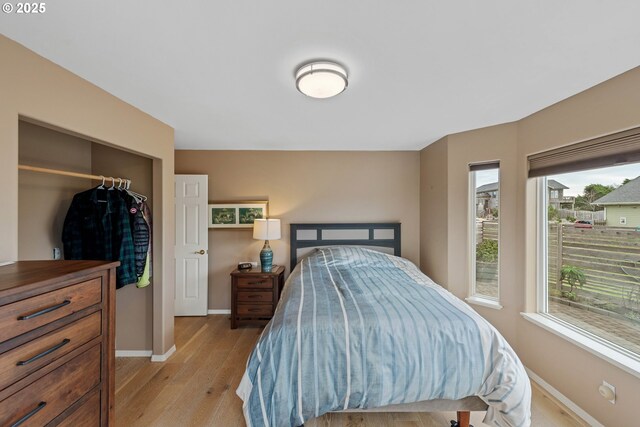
[123, 194, 150, 280]
[140, 201, 153, 280]
[137, 252, 151, 288]
[62, 187, 137, 288]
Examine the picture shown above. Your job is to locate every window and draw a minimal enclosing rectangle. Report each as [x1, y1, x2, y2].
[469, 162, 500, 303]
[539, 164, 640, 358]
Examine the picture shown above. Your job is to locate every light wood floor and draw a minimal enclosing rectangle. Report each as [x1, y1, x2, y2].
[115, 315, 587, 427]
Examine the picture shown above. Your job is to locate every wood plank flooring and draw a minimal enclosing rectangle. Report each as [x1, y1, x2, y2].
[115, 315, 588, 426]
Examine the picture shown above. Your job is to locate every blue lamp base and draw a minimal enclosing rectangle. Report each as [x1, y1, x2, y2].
[260, 240, 273, 273]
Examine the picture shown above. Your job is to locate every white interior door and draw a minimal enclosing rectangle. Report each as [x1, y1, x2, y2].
[175, 175, 209, 316]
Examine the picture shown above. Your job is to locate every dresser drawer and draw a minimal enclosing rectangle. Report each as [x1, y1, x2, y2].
[236, 277, 273, 289]
[237, 304, 273, 316]
[57, 389, 101, 427]
[0, 278, 102, 343]
[237, 291, 273, 303]
[0, 344, 100, 426]
[0, 311, 101, 389]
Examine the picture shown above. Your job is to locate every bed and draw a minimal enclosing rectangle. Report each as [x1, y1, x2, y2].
[237, 223, 531, 427]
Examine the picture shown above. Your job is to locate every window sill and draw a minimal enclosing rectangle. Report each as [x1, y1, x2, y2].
[465, 296, 503, 310]
[521, 312, 640, 380]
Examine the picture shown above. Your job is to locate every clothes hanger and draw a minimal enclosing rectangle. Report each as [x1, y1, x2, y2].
[97, 176, 106, 189]
[124, 179, 147, 203]
[108, 177, 116, 190]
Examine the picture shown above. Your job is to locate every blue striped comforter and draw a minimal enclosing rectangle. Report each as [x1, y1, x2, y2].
[237, 247, 531, 426]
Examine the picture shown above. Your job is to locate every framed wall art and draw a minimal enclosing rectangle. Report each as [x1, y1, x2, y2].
[208, 201, 268, 228]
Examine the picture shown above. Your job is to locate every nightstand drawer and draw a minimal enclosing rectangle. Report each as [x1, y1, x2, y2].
[237, 291, 273, 303]
[236, 277, 273, 289]
[237, 304, 273, 316]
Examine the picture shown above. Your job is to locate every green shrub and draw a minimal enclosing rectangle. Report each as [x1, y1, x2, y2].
[476, 239, 498, 263]
[566, 216, 576, 223]
[548, 206, 560, 221]
[560, 265, 586, 294]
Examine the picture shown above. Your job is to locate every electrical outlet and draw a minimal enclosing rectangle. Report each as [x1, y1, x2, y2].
[53, 247, 61, 260]
[598, 381, 615, 404]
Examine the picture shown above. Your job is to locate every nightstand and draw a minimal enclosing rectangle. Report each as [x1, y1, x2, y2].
[230, 265, 285, 329]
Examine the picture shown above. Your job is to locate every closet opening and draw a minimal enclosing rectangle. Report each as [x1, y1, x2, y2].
[17, 118, 156, 356]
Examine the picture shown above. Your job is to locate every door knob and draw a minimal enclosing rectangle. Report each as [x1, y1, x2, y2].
[195, 250, 206, 255]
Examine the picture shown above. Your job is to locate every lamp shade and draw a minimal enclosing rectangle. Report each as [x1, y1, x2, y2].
[253, 219, 281, 241]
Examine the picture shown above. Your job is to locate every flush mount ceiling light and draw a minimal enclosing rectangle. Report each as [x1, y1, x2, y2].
[295, 61, 348, 99]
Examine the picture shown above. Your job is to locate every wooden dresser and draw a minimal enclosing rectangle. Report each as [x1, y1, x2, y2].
[0, 260, 117, 426]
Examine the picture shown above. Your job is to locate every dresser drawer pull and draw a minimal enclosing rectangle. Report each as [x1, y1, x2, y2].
[248, 281, 267, 285]
[16, 338, 71, 366]
[11, 401, 47, 427]
[17, 300, 71, 321]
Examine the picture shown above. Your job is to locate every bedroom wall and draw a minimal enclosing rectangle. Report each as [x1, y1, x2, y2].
[175, 150, 420, 311]
[18, 121, 93, 260]
[0, 35, 176, 356]
[420, 65, 640, 426]
[419, 136, 449, 285]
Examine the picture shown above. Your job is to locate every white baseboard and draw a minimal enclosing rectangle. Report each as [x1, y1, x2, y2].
[151, 345, 176, 362]
[208, 309, 231, 315]
[526, 367, 604, 427]
[115, 350, 153, 358]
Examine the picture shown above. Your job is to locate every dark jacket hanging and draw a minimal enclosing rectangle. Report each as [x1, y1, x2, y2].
[62, 187, 137, 288]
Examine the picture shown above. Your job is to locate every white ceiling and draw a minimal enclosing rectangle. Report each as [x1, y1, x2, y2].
[2, 1, 640, 150]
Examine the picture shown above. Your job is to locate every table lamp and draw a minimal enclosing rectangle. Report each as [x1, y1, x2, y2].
[253, 219, 281, 272]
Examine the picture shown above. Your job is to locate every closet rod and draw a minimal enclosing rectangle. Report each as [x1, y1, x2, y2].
[18, 164, 130, 184]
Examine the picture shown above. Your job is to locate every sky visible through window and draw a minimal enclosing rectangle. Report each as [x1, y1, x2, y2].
[550, 163, 640, 196]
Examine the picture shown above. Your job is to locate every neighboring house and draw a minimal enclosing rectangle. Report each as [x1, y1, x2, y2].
[476, 182, 499, 217]
[476, 179, 572, 217]
[594, 176, 640, 227]
[547, 179, 575, 209]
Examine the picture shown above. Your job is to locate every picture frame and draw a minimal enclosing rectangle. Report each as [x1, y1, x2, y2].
[208, 201, 268, 229]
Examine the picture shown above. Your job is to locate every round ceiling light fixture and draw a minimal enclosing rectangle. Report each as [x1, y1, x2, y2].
[295, 61, 348, 99]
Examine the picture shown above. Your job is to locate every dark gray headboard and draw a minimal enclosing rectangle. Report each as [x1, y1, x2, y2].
[289, 223, 401, 271]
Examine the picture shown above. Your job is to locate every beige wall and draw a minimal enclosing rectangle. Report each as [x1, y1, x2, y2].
[18, 121, 92, 260]
[420, 66, 640, 426]
[419, 136, 448, 285]
[175, 150, 420, 310]
[0, 35, 175, 356]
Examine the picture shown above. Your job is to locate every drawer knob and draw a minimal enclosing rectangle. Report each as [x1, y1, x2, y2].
[17, 300, 71, 321]
[248, 281, 266, 285]
[16, 338, 71, 366]
[11, 401, 47, 427]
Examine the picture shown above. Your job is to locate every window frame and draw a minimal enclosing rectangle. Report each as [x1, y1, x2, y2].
[467, 164, 501, 308]
[533, 176, 640, 376]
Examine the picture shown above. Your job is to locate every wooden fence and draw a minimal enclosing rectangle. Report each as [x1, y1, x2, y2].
[557, 209, 605, 222]
[476, 220, 498, 243]
[549, 223, 640, 311]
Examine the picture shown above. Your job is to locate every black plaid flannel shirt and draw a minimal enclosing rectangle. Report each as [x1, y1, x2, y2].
[62, 188, 137, 288]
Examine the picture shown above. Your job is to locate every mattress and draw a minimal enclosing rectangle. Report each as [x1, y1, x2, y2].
[237, 246, 531, 427]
